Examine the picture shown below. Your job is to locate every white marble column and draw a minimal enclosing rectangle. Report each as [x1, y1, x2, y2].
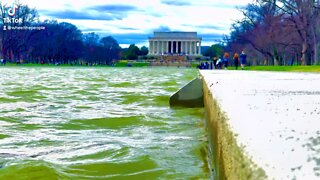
[185, 41, 188, 54]
[166, 41, 169, 54]
[194, 41, 197, 55]
[189, 41, 192, 54]
[177, 41, 179, 54]
[176, 41, 178, 54]
[171, 41, 173, 54]
[186, 41, 188, 54]
[198, 41, 201, 55]
[182, 41, 185, 54]
[172, 41, 177, 53]
[154, 41, 157, 54]
[156, 41, 160, 54]
[161, 41, 164, 54]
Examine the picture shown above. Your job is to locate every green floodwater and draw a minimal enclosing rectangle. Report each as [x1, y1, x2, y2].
[0, 67, 209, 179]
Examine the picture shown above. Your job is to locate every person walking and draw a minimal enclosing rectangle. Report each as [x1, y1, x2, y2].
[223, 52, 229, 69]
[233, 53, 239, 70]
[213, 57, 218, 69]
[216, 57, 223, 69]
[240, 50, 247, 70]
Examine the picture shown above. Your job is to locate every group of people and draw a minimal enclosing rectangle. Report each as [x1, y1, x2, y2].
[199, 50, 247, 70]
[214, 50, 247, 70]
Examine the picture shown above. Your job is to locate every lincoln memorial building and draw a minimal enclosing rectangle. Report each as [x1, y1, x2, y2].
[148, 32, 202, 56]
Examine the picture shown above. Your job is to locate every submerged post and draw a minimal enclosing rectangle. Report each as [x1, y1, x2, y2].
[169, 77, 204, 108]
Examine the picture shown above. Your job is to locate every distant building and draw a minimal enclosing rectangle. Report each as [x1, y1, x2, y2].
[148, 32, 202, 56]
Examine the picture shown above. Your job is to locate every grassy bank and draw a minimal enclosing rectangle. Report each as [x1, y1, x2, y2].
[114, 61, 150, 67]
[2, 62, 320, 72]
[225, 65, 320, 72]
[246, 65, 320, 72]
[0, 61, 199, 68]
[0, 61, 150, 68]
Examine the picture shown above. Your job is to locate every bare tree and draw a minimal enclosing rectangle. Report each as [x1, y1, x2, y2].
[227, 0, 320, 65]
[262, 0, 320, 65]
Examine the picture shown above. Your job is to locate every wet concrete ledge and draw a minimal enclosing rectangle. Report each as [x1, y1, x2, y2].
[200, 70, 320, 179]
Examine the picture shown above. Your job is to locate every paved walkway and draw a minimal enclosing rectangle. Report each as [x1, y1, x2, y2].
[200, 70, 320, 179]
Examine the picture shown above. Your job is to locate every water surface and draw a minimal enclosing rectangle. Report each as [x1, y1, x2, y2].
[0, 67, 208, 179]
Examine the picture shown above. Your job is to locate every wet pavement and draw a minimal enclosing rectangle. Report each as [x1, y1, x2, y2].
[200, 70, 320, 179]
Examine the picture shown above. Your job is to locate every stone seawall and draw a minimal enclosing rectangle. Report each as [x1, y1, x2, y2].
[200, 70, 320, 180]
[202, 74, 266, 180]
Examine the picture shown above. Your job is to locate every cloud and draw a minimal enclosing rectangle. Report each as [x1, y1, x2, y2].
[39, 4, 139, 21]
[199, 33, 224, 43]
[89, 5, 138, 12]
[97, 33, 150, 45]
[34, 0, 252, 46]
[182, 24, 226, 31]
[153, 26, 171, 32]
[210, 4, 242, 9]
[40, 10, 122, 20]
[118, 27, 140, 30]
[81, 27, 106, 33]
[161, 0, 191, 6]
[90, 4, 163, 18]
[81, 25, 141, 34]
[197, 25, 225, 30]
[111, 33, 151, 44]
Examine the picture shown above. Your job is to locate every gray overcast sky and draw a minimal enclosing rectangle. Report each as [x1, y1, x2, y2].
[4, 0, 253, 47]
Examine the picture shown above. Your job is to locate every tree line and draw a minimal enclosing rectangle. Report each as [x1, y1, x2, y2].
[0, 3, 148, 65]
[3, 1, 318, 66]
[225, 0, 320, 66]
